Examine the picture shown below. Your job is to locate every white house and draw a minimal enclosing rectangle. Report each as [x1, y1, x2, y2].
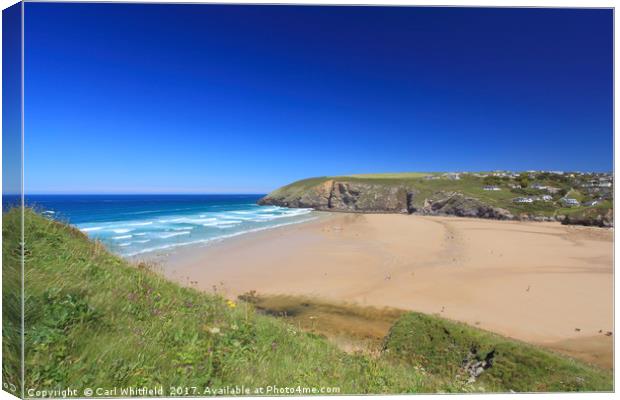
[530, 183, 547, 190]
[444, 173, 461, 180]
[483, 186, 501, 191]
[583, 180, 612, 188]
[561, 198, 580, 207]
[540, 195, 553, 201]
[513, 197, 533, 204]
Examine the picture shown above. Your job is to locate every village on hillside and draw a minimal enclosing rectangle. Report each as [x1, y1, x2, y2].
[423, 170, 613, 209]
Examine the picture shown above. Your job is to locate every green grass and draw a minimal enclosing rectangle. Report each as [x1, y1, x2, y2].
[265, 177, 332, 201]
[566, 189, 586, 202]
[346, 172, 432, 179]
[2, 207, 22, 396]
[383, 313, 612, 393]
[2, 209, 612, 395]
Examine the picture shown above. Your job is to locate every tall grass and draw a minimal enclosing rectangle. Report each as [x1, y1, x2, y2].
[2, 206, 23, 397]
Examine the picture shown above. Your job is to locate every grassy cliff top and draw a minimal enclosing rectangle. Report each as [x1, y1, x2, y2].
[264, 172, 612, 217]
[2, 209, 612, 395]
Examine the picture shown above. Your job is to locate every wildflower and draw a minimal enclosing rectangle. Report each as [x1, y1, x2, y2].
[226, 300, 237, 309]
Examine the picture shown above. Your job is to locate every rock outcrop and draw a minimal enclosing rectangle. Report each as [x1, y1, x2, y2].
[328, 181, 410, 213]
[560, 208, 614, 227]
[419, 192, 514, 220]
[258, 180, 410, 213]
[287, 180, 333, 209]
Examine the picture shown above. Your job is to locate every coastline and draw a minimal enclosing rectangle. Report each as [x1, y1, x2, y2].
[128, 210, 328, 262]
[147, 212, 613, 369]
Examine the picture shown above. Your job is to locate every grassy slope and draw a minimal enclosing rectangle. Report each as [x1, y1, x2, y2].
[262, 177, 332, 202]
[266, 173, 611, 217]
[243, 295, 612, 393]
[2, 209, 612, 394]
[2, 207, 22, 395]
[6, 209, 430, 394]
[384, 313, 612, 392]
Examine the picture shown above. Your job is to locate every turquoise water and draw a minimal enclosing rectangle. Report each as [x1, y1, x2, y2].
[24, 195, 314, 257]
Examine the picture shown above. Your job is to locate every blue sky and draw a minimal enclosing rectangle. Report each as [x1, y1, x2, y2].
[2, 2, 22, 196]
[23, 4, 613, 194]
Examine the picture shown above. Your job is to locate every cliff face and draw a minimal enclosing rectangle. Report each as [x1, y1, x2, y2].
[258, 180, 512, 219]
[419, 192, 514, 220]
[258, 176, 612, 227]
[329, 181, 410, 213]
[258, 180, 410, 213]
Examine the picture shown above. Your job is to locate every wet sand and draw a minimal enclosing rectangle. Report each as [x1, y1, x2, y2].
[151, 213, 613, 368]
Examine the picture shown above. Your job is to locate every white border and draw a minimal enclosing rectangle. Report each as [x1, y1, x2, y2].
[0, 1, 616, 400]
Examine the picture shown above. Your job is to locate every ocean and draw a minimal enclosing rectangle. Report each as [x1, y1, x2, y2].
[22, 194, 314, 257]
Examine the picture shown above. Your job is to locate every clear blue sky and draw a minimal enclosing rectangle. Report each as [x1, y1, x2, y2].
[3, 2, 22, 196]
[24, 4, 613, 194]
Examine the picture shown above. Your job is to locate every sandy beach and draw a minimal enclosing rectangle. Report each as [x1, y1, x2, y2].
[153, 213, 613, 368]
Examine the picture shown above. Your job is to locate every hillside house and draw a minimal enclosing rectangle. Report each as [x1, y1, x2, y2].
[513, 197, 533, 204]
[582, 179, 612, 188]
[561, 198, 580, 207]
[582, 181, 597, 188]
[444, 173, 461, 180]
[483, 186, 501, 191]
[530, 183, 547, 190]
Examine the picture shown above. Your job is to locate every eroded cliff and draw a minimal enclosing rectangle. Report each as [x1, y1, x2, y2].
[258, 179, 410, 213]
[258, 179, 512, 219]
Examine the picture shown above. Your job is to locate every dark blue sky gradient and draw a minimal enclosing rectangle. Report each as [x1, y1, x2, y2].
[24, 4, 613, 194]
